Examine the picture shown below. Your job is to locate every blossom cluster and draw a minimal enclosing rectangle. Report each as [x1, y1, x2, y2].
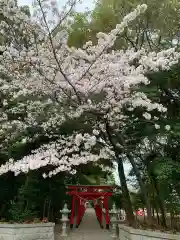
[0, 0, 179, 177]
[0, 133, 114, 177]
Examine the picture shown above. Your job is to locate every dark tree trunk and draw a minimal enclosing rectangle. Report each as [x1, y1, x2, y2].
[118, 159, 135, 226]
[104, 121, 135, 226]
[169, 185, 175, 229]
[43, 199, 47, 218]
[151, 176, 167, 228]
[152, 207, 155, 217]
[128, 155, 153, 225]
[144, 155, 167, 228]
[47, 198, 52, 220]
[155, 204, 160, 224]
[0, 204, 6, 217]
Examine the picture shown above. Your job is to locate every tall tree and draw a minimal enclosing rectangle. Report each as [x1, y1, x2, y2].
[0, 0, 180, 227]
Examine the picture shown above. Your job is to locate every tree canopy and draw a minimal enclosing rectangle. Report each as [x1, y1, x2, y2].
[0, 0, 180, 230]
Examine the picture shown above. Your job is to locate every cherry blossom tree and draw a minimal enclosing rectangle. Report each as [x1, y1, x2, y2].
[0, 0, 179, 181]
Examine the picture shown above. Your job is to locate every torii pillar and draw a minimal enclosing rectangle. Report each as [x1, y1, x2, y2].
[103, 195, 110, 229]
[66, 185, 114, 229]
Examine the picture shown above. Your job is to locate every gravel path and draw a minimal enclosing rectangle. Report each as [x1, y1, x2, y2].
[55, 208, 111, 240]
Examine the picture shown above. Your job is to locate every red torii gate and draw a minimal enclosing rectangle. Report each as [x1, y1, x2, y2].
[66, 185, 114, 229]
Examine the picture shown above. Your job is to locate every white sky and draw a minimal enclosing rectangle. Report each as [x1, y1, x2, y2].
[18, 0, 95, 12]
[17, 0, 133, 186]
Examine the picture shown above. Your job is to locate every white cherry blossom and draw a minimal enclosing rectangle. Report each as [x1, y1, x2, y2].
[155, 124, 160, 130]
[0, 1, 179, 177]
[165, 125, 171, 131]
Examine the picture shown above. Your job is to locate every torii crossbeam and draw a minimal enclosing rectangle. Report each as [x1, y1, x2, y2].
[66, 185, 114, 229]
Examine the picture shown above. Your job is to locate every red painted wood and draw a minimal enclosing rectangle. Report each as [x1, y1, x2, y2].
[76, 198, 81, 227]
[94, 204, 103, 227]
[67, 185, 114, 190]
[67, 192, 112, 196]
[76, 199, 86, 227]
[69, 195, 76, 226]
[103, 196, 110, 227]
[67, 185, 114, 229]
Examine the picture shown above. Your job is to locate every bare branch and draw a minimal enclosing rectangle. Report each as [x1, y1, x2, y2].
[37, 0, 82, 103]
[51, 0, 79, 36]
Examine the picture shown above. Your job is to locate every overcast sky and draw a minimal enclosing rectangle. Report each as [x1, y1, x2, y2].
[18, 0, 95, 12]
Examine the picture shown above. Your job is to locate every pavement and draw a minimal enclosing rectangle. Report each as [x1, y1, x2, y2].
[55, 208, 111, 240]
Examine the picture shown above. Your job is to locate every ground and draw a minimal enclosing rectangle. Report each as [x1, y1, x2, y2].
[55, 208, 111, 240]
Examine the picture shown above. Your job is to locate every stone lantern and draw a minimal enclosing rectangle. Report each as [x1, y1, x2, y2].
[109, 204, 119, 240]
[60, 203, 70, 237]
